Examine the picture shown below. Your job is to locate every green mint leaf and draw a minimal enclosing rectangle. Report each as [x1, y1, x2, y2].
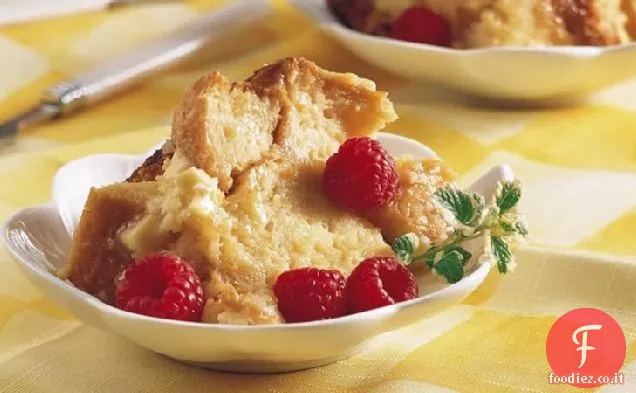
[447, 246, 472, 266]
[434, 250, 465, 284]
[496, 181, 521, 213]
[515, 221, 529, 237]
[434, 186, 474, 225]
[392, 234, 415, 263]
[491, 236, 512, 274]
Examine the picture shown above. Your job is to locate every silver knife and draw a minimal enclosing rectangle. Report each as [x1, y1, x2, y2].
[0, 0, 272, 138]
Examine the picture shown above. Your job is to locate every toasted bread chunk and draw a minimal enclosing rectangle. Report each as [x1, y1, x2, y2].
[171, 57, 397, 192]
[366, 158, 455, 250]
[171, 71, 279, 193]
[60, 181, 160, 303]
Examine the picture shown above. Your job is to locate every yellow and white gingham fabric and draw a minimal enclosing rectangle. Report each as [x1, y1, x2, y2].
[1, 1, 636, 392]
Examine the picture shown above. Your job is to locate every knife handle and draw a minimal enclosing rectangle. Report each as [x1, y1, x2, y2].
[41, 0, 271, 113]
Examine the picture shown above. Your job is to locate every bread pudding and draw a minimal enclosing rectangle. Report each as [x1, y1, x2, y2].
[60, 58, 461, 324]
[328, 0, 636, 48]
[60, 57, 526, 325]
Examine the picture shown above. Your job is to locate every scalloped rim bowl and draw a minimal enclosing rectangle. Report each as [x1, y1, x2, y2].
[2, 133, 514, 373]
[290, 0, 636, 102]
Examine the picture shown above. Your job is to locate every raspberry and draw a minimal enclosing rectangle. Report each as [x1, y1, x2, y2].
[347, 257, 418, 313]
[390, 6, 452, 47]
[115, 253, 204, 322]
[274, 267, 347, 323]
[323, 137, 399, 210]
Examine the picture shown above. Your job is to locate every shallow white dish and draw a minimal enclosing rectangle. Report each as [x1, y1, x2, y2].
[3, 133, 513, 373]
[291, 0, 636, 102]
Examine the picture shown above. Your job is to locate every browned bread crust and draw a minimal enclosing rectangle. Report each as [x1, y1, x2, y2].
[126, 148, 172, 183]
[60, 181, 160, 303]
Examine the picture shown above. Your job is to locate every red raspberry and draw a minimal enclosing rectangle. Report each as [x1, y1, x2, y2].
[274, 267, 347, 323]
[115, 253, 204, 322]
[347, 257, 418, 313]
[323, 137, 399, 210]
[390, 6, 452, 47]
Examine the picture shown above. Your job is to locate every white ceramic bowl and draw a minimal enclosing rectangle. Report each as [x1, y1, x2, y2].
[291, 0, 636, 102]
[2, 133, 513, 373]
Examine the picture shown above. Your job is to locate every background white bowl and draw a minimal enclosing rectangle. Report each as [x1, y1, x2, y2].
[3, 133, 513, 373]
[291, 0, 636, 103]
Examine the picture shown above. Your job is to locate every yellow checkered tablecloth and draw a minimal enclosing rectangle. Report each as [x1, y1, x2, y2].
[1, 1, 636, 392]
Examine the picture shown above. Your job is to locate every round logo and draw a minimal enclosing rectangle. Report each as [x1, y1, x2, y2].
[546, 308, 626, 388]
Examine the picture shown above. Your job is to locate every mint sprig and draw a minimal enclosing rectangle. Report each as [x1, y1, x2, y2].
[391, 180, 527, 284]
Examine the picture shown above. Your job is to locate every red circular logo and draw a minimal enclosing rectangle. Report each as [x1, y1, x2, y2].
[546, 308, 626, 388]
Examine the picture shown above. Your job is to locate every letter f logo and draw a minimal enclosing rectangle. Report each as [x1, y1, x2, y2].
[573, 324, 603, 368]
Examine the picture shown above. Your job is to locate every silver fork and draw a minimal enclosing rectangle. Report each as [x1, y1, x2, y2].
[0, 0, 271, 139]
